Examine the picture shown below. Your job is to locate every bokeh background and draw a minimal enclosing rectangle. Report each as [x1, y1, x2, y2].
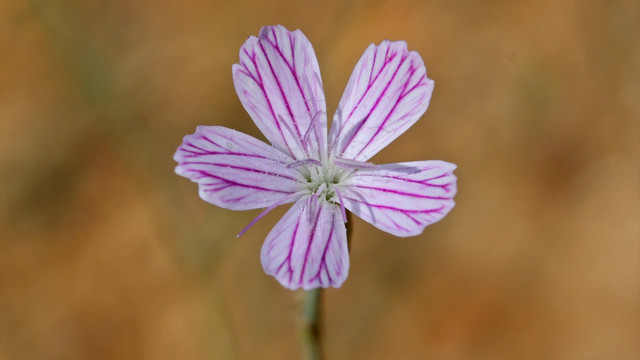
[1, 0, 638, 359]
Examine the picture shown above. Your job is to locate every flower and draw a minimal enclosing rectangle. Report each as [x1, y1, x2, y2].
[174, 25, 457, 290]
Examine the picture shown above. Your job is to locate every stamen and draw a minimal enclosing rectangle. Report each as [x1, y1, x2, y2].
[308, 195, 316, 222]
[303, 73, 320, 115]
[286, 159, 322, 168]
[308, 183, 326, 221]
[313, 71, 323, 95]
[307, 191, 315, 217]
[328, 106, 344, 152]
[236, 190, 306, 238]
[334, 157, 377, 169]
[302, 110, 324, 146]
[334, 187, 348, 223]
[302, 73, 327, 162]
[278, 114, 307, 154]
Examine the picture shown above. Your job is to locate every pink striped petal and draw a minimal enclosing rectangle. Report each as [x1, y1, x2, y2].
[233, 25, 327, 161]
[261, 197, 349, 289]
[340, 161, 456, 237]
[329, 41, 434, 162]
[174, 126, 304, 210]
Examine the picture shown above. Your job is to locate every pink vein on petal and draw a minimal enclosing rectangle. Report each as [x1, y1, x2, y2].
[233, 25, 327, 160]
[261, 198, 349, 289]
[341, 160, 456, 237]
[329, 41, 434, 162]
[174, 126, 302, 210]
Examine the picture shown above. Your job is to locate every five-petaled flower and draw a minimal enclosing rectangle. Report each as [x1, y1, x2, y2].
[174, 25, 457, 290]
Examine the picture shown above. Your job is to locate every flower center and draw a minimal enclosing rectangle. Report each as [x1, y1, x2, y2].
[306, 169, 342, 202]
[290, 159, 346, 204]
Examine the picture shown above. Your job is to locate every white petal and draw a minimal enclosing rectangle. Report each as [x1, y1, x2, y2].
[174, 126, 303, 210]
[261, 197, 349, 289]
[341, 161, 456, 236]
[233, 25, 327, 160]
[329, 41, 434, 162]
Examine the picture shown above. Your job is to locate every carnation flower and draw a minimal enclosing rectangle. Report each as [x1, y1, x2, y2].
[174, 25, 457, 290]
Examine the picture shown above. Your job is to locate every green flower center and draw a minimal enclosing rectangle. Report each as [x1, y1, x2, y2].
[302, 163, 346, 203]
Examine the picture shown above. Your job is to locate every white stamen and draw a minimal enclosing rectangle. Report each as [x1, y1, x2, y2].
[302, 110, 324, 146]
[306, 183, 324, 221]
[334, 187, 348, 223]
[278, 114, 307, 154]
[302, 73, 327, 162]
[334, 157, 376, 169]
[286, 159, 322, 168]
[303, 73, 320, 115]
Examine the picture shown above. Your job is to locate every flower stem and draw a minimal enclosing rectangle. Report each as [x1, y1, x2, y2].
[301, 289, 323, 360]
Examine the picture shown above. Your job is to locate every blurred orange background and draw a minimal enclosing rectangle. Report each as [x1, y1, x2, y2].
[1, 0, 638, 359]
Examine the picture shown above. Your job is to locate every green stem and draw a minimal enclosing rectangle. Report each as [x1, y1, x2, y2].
[301, 289, 323, 360]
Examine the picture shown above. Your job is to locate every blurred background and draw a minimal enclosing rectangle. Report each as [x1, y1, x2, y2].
[1, 0, 638, 359]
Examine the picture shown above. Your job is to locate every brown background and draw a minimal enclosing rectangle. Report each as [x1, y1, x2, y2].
[1, 0, 638, 359]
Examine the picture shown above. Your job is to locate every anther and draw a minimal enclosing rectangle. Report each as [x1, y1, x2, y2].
[286, 159, 322, 168]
